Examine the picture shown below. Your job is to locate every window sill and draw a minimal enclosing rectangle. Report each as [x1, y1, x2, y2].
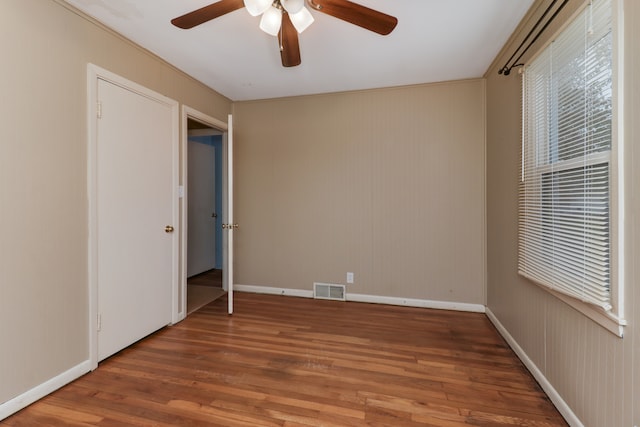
[532, 281, 626, 337]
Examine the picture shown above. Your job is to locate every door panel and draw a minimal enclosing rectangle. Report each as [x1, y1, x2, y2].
[96, 78, 175, 361]
[187, 139, 216, 277]
[226, 114, 234, 314]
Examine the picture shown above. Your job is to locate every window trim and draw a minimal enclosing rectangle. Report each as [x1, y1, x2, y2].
[519, 0, 625, 337]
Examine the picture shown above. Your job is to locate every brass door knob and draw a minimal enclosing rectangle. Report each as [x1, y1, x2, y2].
[165, 225, 174, 233]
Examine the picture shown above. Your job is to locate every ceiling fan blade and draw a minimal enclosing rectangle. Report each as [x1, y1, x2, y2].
[279, 14, 301, 67]
[171, 0, 245, 29]
[309, 0, 397, 35]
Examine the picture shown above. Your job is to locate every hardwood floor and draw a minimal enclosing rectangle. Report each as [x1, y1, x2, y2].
[186, 285, 226, 315]
[188, 269, 223, 288]
[2, 293, 567, 426]
[187, 269, 226, 314]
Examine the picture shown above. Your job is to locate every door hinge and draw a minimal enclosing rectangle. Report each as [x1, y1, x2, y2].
[97, 101, 102, 119]
[97, 313, 102, 331]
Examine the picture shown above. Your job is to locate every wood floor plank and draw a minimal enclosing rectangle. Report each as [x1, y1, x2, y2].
[1, 293, 567, 426]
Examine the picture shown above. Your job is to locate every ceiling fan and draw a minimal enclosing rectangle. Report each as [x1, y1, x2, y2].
[171, 0, 397, 67]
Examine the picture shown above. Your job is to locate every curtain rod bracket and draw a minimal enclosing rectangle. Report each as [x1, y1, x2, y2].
[500, 63, 524, 76]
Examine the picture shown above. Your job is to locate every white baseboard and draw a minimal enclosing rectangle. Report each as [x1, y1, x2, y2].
[347, 293, 485, 313]
[0, 360, 91, 421]
[234, 284, 485, 313]
[485, 308, 582, 427]
[234, 284, 314, 298]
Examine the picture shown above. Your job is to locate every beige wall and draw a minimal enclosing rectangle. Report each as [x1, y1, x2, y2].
[485, 0, 639, 425]
[0, 0, 231, 405]
[233, 80, 486, 304]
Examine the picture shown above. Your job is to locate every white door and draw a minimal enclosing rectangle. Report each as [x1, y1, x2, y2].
[225, 114, 234, 314]
[187, 139, 216, 277]
[96, 78, 176, 361]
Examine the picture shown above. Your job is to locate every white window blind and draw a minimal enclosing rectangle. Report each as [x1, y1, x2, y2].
[519, 0, 613, 310]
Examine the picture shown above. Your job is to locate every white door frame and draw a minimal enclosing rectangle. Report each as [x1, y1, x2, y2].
[179, 106, 231, 321]
[87, 64, 179, 369]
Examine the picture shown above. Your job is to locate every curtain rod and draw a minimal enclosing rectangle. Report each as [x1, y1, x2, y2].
[498, 0, 569, 75]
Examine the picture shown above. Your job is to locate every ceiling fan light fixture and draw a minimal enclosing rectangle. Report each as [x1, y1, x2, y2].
[281, 0, 304, 14]
[243, 0, 271, 17]
[289, 7, 314, 33]
[171, 0, 398, 67]
[259, 6, 283, 36]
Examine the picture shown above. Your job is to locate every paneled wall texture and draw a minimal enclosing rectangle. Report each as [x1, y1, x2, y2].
[233, 80, 486, 305]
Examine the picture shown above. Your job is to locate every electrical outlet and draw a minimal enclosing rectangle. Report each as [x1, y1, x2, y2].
[346, 272, 354, 284]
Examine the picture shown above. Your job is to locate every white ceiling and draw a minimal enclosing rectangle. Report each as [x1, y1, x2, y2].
[62, 0, 533, 101]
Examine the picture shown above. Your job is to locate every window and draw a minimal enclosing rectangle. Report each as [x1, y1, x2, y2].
[519, 0, 624, 332]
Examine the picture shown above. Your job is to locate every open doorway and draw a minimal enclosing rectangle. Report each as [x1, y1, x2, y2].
[186, 118, 225, 314]
[179, 107, 234, 319]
